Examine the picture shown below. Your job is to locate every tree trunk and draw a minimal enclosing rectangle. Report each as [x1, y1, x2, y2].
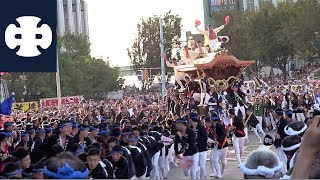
[281, 60, 287, 83]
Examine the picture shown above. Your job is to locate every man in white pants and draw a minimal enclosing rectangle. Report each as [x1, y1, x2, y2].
[207, 113, 228, 178]
[189, 113, 208, 179]
[273, 108, 288, 173]
[229, 108, 246, 167]
[231, 84, 246, 120]
[164, 54, 187, 90]
[175, 118, 200, 179]
[245, 109, 266, 143]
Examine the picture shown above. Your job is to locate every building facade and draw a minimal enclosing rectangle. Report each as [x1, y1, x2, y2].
[203, 0, 297, 26]
[57, 0, 89, 37]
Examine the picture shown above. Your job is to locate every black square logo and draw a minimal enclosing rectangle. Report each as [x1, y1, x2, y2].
[0, 0, 57, 72]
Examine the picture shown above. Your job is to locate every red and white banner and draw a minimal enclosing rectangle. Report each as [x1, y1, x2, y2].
[0, 72, 9, 76]
[40, 96, 84, 108]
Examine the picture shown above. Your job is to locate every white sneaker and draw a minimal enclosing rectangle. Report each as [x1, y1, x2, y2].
[173, 163, 178, 167]
[221, 169, 227, 176]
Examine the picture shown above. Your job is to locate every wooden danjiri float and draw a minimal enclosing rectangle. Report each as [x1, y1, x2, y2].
[176, 49, 255, 87]
[174, 48, 255, 115]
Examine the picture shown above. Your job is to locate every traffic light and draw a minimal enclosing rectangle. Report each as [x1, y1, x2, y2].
[137, 70, 143, 81]
[218, 36, 229, 43]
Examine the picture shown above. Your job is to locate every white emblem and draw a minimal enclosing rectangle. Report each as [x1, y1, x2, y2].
[5, 16, 52, 57]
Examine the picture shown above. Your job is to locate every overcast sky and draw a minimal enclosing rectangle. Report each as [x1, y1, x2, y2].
[86, 0, 204, 66]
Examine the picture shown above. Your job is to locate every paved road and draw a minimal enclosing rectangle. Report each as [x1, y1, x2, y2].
[167, 129, 277, 179]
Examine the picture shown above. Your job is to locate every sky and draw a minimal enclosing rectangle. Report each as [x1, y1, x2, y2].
[86, 0, 204, 67]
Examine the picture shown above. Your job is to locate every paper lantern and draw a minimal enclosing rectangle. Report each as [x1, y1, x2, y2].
[195, 19, 201, 27]
[225, 16, 230, 25]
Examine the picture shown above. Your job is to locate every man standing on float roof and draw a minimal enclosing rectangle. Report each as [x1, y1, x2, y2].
[195, 19, 229, 51]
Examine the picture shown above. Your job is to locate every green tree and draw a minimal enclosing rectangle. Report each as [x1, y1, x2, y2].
[127, 11, 182, 73]
[127, 11, 182, 90]
[246, 3, 296, 79]
[289, 0, 320, 61]
[81, 57, 124, 99]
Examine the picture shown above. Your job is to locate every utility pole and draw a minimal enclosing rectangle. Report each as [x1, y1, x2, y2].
[159, 18, 166, 100]
[56, 0, 63, 110]
[56, 50, 62, 110]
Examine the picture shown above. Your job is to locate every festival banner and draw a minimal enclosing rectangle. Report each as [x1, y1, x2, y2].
[12, 101, 39, 111]
[40, 96, 84, 108]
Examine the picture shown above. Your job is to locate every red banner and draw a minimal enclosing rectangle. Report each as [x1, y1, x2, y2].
[40, 96, 84, 108]
[0, 72, 8, 76]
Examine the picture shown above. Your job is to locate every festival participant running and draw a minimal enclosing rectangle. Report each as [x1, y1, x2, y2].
[106, 145, 129, 179]
[86, 147, 114, 179]
[229, 108, 246, 167]
[141, 124, 161, 179]
[208, 113, 228, 178]
[174, 118, 199, 179]
[126, 133, 148, 179]
[273, 108, 288, 173]
[230, 84, 246, 120]
[245, 109, 265, 144]
[189, 113, 208, 179]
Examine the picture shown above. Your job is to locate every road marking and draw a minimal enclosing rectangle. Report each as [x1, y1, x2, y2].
[257, 145, 271, 151]
[229, 146, 248, 154]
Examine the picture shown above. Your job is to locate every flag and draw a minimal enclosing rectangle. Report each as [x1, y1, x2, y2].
[179, 156, 193, 170]
[0, 94, 15, 115]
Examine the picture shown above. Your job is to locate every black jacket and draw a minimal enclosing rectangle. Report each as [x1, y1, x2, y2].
[195, 124, 208, 152]
[232, 116, 245, 138]
[245, 113, 259, 128]
[137, 142, 152, 177]
[274, 117, 288, 148]
[73, 135, 92, 149]
[106, 156, 129, 179]
[30, 137, 46, 164]
[120, 147, 136, 179]
[174, 128, 198, 156]
[208, 122, 228, 149]
[40, 134, 75, 153]
[87, 159, 114, 179]
[126, 145, 147, 177]
[230, 90, 246, 107]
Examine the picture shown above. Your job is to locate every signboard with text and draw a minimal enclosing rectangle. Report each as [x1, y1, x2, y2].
[40, 96, 84, 108]
[13, 101, 39, 111]
[210, 0, 239, 13]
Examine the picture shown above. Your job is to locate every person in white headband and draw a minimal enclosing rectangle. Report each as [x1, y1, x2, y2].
[284, 121, 307, 137]
[281, 135, 301, 171]
[240, 149, 283, 179]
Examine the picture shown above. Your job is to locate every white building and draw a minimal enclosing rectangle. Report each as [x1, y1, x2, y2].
[242, 0, 297, 12]
[57, 0, 89, 37]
